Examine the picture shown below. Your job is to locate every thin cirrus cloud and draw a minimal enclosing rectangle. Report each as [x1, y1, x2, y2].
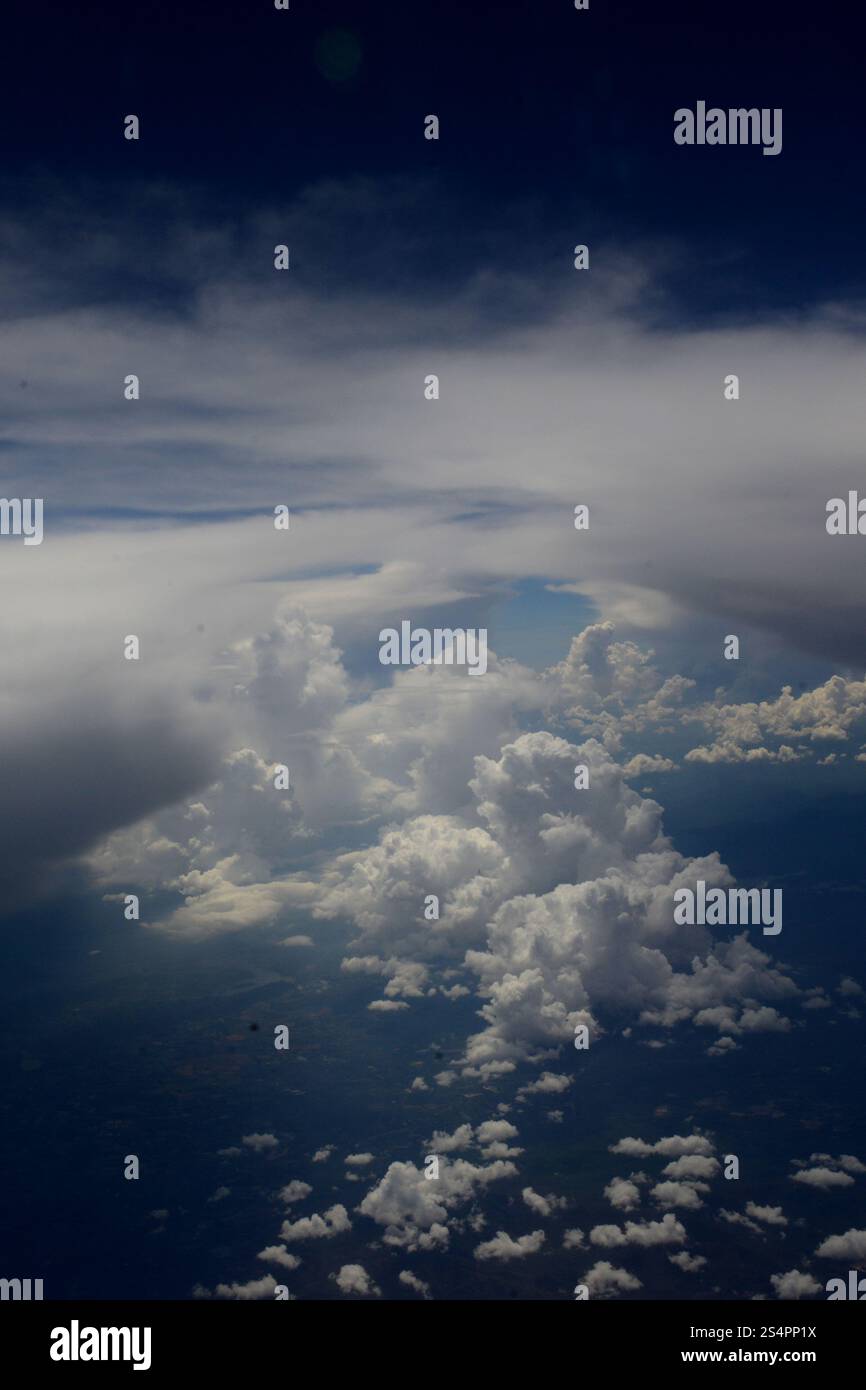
[1, 180, 866, 668]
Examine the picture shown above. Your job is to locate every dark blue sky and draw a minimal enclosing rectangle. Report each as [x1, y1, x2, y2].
[3, 0, 865, 319]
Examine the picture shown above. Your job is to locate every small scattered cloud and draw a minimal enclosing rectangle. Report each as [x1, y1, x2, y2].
[331, 1264, 381, 1297]
[241, 1133, 279, 1153]
[474, 1230, 546, 1261]
[770, 1270, 821, 1299]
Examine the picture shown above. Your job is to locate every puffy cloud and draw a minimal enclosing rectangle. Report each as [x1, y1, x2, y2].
[484, 1144, 523, 1164]
[815, 1229, 866, 1260]
[331, 1264, 381, 1297]
[669, 1251, 707, 1273]
[257, 1246, 302, 1271]
[329, 655, 541, 826]
[545, 625, 677, 745]
[423, 1119, 522, 1160]
[739, 1007, 792, 1034]
[517, 1073, 573, 1099]
[522, 1187, 567, 1217]
[279, 1181, 312, 1205]
[398, 1270, 432, 1299]
[590, 1214, 686, 1248]
[770, 1270, 821, 1299]
[70, 594, 807, 1074]
[476, 1119, 520, 1144]
[345, 1153, 375, 1167]
[639, 941, 798, 1031]
[661, 1155, 719, 1181]
[622, 754, 678, 778]
[434, 1070, 458, 1087]
[318, 815, 507, 961]
[208, 1275, 278, 1301]
[279, 1204, 352, 1242]
[610, 1134, 715, 1158]
[651, 1182, 707, 1211]
[427, 1125, 475, 1154]
[746, 1203, 787, 1227]
[790, 1167, 855, 1190]
[311, 1146, 335, 1163]
[357, 1156, 516, 1250]
[310, 718, 801, 1071]
[241, 1133, 279, 1153]
[580, 1262, 642, 1297]
[563, 1229, 586, 1249]
[547, 625, 866, 770]
[802, 991, 831, 1011]
[459, 743, 728, 1066]
[30, 575, 815, 1143]
[474, 1230, 546, 1261]
[684, 676, 866, 766]
[478, 1123, 524, 1158]
[604, 1178, 642, 1212]
[791, 1152, 864, 1180]
[684, 742, 802, 766]
[85, 611, 387, 939]
[342, 955, 431, 1002]
[609, 1138, 657, 1157]
[145, 859, 315, 939]
[588, 1225, 623, 1249]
